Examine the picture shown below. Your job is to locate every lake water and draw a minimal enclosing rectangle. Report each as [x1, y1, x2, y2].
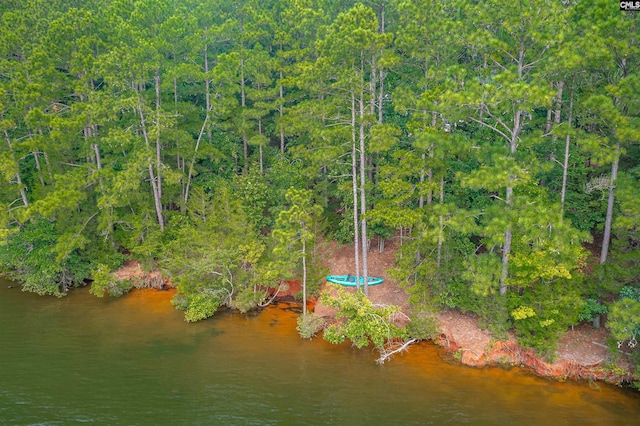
[1, 282, 639, 425]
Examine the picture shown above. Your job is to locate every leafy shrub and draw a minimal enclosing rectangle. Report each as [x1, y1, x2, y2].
[297, 313, 325, 339]
[171, 293, 189, 311]
[577, 298, 608, 323]
[161, 187, 268, 321]
[321, 284, 407, 348]
[0, 219, 91, 296]
[620, 285, 640, 302]
[510, 306, 563, 362]
[439, 280, 485, 313]
[508, 280, 582, 361]
[476, 295, 511, 340]
[439, 280, 466, 309]
[231, 286, 265, 314]
[607, 288, 640, 350]
[184, 291, 225, 323]
[407, 310, 439, 340]
[89, 264, 132, 298]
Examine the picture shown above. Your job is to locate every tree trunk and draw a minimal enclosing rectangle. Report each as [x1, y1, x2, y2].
[173, 77, 178, 112]
[351, 90, 361, 291]
[427, 112, 437, 206]
[240, 60, 248, 173]
[32, 150, 45, 186]
[500, 204, 513, 296]
[560, 89, 574, 214]
[370, 55, 377, 116]
[184, 114, 209, 207]
[258, 119, 264, 175]
[553, 80, 564, 131]
[204, 42, 211, 113]
[359, 90, 369, 297]
[499, 110, 522, 296]
[437, 177, 444, 268]
[377, 4, 385, 124]
[419, 153, 425, 209]
[138, 100, 165, 231]
[155, 70, 163, 201]
[279, 70, 285, 154]
[4, 130, 28, 207]
[378, 68, 385, 124]
[302, 238, 307, 316]
[600, 141, 620, 265]
[38, 128, 54, 183]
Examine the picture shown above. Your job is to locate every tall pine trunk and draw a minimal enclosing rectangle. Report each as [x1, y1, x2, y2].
[560, 90, 574, 214]
[155, 70, 163, 201]
[499, 110, 522, 296]
[279, 70, 285, 154]
[351, 90, 361, 291]
[137, 99, 165, 231]
[593, 141, 620, 329]
[359, 89, 369, 296]
[3, 130, 28, 207]
[240, 60, 248, 174]
[302, 238, 307, 316]
[600, 142, 620, 265]
[437, 177, 445, 268]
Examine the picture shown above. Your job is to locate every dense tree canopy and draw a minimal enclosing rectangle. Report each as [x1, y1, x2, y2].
[0, 0, 638, 367]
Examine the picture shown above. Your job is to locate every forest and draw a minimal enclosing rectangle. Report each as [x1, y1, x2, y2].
[0, 0, 638, 376]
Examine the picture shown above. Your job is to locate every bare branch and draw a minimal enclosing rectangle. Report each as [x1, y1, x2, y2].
[376, 338, 418, 364]
[466, 115, 511, 143]
[258, 282, 285, 307]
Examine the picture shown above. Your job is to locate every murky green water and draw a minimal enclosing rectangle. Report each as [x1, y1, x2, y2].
[1, 281, 639, 425]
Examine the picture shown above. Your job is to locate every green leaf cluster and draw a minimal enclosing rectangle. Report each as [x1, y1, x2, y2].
[321, 284, 407, 349]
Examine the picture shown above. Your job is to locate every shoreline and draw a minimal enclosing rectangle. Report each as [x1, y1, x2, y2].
[285, 288, 634, 387]
[431, 325, 633, 386]
[112, 256, 635, 388]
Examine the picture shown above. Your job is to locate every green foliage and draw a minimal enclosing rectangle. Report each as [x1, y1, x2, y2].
[160, 187, 268, 322]
[271, 187, 323, 312]
[607, 286, 640, 358]
[301, 259, 329, 299]
[462, 254, 502, 297]
[0, 218, 90, 296]
[233, 168, 271, 231]
[297, 312, 325, 339]
[230, 285, 265, 314]
[508, 279, 583, 360]
[620, 286, 640, 302]
[184, 291, 226, 323]
[511, 305, 536, 321]
[475, 295, 512, 340]
[577, 298, 608, 323]
[406, 310, 439, 341]
[438, 280, 471, 310]
[89, 264, 132, 298]
[321, 284, 407, 349]
[273, 188, 322, 255]
[607, 294, 640, 380]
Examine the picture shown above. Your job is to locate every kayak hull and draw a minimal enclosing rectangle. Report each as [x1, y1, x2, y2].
[326, 275, 384, 287]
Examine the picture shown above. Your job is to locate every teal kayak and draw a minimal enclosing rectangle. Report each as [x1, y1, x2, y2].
[326, 275, 384, 287]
